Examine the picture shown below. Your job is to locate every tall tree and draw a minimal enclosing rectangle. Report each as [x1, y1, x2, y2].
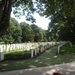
[10, 18, 22, 43]
[0, 18, 22, 43]
[0, 0, 35, 34]
[20, 22, 35, 42]
[31, 24, 46, 42]
[36, 0, 75, 43]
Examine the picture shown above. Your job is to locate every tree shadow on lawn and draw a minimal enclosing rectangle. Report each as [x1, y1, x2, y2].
[1, 46, 75, 72]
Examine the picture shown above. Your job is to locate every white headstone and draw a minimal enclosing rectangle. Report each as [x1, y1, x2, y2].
[0, 52, 4, 61]
[31, 49, 34, 58]
[0, 45, 3, 52]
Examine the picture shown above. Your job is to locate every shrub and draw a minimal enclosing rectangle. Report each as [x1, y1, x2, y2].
[61, 43, 75, 54]
[4, 50, 31, 60]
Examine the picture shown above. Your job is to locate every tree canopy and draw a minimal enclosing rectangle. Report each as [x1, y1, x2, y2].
[0, 0, 35, 34]
[36, 0, 75, 43]
[0, 0, 75, 43]
[0, 18, 48, 43]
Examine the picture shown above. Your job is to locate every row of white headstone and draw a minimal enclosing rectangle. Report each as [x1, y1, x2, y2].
[0, 42, 61, 61]
[0, 42, 61, 52]
[0, 43, 35, 52]
[30, 42, 61, 58]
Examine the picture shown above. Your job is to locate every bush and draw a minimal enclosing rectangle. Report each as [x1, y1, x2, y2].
[4, 50, 31, 60]
[61, 43, 75, 54]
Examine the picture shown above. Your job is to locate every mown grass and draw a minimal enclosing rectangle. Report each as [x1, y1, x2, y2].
[1, 46, 75, 72]
[61, 43, 75, 54]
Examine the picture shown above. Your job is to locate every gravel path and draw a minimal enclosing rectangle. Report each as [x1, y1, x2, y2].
[0, 61, 75, 75]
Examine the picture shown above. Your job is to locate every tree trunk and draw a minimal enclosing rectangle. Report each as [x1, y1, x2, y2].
[67, 17, 75, 44]
[0, 0, 12, 34]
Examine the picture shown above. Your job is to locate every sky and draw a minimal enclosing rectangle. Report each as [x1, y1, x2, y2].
[11, 12, 50, 30]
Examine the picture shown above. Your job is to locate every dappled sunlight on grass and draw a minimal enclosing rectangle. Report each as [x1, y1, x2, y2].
[1, 46, 75, 72]
[53, 56, 57, 58]
[29, 65, 36, 68]
[2, 64, 8, 66]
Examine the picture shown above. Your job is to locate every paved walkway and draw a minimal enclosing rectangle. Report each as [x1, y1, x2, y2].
[0, 61, 75, 75]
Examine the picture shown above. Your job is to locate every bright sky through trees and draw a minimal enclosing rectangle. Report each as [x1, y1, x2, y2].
[11, 12, 50, 30]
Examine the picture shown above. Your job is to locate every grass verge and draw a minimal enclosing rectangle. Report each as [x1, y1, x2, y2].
[1, 46, 75, 72]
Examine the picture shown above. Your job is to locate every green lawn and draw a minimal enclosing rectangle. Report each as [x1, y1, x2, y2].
[1, 46, 75, 72]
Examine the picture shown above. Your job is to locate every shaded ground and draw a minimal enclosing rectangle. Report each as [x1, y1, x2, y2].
[1, 62, 75, 75]
[0, 46, 75, 72]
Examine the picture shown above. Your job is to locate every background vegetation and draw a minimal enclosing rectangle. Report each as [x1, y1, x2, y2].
[0, 18, 50, 43]
[36, 0, 75, 44]
[0, 0, 75, 44]
[61, 43, 75, 54]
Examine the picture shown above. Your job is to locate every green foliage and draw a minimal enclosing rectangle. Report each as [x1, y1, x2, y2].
[0, 42, 5, 44]
[36, 0, 75, 43]
[0, 0, 36, 34]
[13, 0, 36, 23]
[20, 22, 35, 42]
[31, 24, 47, 42]
[0, 18, 22, 43]
[61, 43, 75, 54]
[0, 17, 48, 43]
[4, 50, 31, 60]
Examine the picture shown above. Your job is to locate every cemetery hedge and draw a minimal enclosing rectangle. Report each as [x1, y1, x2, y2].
[4, 50, 31, 60]
[60, 43, 75, 54]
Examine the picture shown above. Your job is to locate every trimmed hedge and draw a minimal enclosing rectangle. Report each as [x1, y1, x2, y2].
[4, 51, 31, 60]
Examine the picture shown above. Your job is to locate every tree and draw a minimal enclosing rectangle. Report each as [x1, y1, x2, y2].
[0, 0, 35, 34]
[31, 24, 46, 42]
[0, 21, 15, 44]
[10, 18, 22, 43]
[0, 18, 22, 43]
[36, 0, 75, 43]
[0, 0, 15, 34]
[20, 22, 35, 42]
[58, 22, 75, 43]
